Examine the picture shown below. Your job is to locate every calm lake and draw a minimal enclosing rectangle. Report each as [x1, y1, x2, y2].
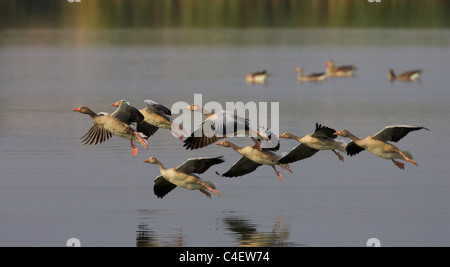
[0, 28, 449, 246]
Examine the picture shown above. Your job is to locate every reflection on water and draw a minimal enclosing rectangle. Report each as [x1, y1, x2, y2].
[136, 209, 186, 247]
[222, 214, 299, 247]
[137, 224, 185, 247]
[136, 210, 301, 247]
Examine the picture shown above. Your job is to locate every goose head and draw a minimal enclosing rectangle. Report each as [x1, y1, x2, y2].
[279, 132, 295, 139]
[110, 100, 128, 107]
[334, 130, 350, 137]
[144, 157, 159, 164]
[184, 104, 202, 112]
[72, 106, 90, 114]
[216, 141, 232, 147]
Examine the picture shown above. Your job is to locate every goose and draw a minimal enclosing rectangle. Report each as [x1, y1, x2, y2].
[325, 60, 357, 77]
[144, 156, 224, 198]
[73, 106, 148, 156]
[334, 125, 429, 170]
[79, 101, 149, 146]
[182, 104, 270, 150]
[77, 111, 112, 146]
[246, 70, 268, 84]
[215, 140, 291, 182]
[110, 100, 159, 139]
[296, 67, 327, 82]
[388, 69, 422, 81]
[138, 99, 185, 140]
[278, 123, 346, 164]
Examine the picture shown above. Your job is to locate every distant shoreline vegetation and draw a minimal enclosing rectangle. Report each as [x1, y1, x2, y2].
[0, 0, 449, 29]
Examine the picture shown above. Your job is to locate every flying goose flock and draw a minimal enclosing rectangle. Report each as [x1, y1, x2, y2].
[73, 60, 428, 199]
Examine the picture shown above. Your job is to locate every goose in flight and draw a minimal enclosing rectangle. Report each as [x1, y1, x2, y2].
[138, 99, 185, 140]
[110, 100, 159, 139]
[144, 156, 225, 198]
[278, 123, 346, 164]
[334, 125, 429, 170]
[216, 140, 291, 182]
[182, 104, 270, 150]
[73, 106, 148, 156]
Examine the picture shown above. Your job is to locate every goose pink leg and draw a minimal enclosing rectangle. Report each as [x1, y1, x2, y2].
[130, 141, 138, 157]
[200, 182, 220, 197]
[279, 164, 292, 174]
[392, 159, 405, 170]
[199, 189, 212, 198]
[399, 151, 418, 166]
[272, 166, 284, 182]
[332, 150, 345, 162]
[134, 132, 148, 149]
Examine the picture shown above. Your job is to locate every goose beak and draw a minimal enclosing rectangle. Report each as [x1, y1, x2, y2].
[110, 101, 120, 107]
[216, 142, 225, 146]
[73, 107, 81, 112]
[183, 105, 194, 111]
[143, 158, 151, 163]
[334, 131, 342, 136]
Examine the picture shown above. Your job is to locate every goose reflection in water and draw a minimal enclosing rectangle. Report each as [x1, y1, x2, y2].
[223, 216, 297, 247]
[136, 224, 185, 247]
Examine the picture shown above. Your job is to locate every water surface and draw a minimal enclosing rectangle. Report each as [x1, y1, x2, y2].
[0, 28, 449, 246]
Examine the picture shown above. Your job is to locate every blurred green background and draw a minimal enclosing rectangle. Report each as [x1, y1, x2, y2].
[1, 0, 449, 29]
